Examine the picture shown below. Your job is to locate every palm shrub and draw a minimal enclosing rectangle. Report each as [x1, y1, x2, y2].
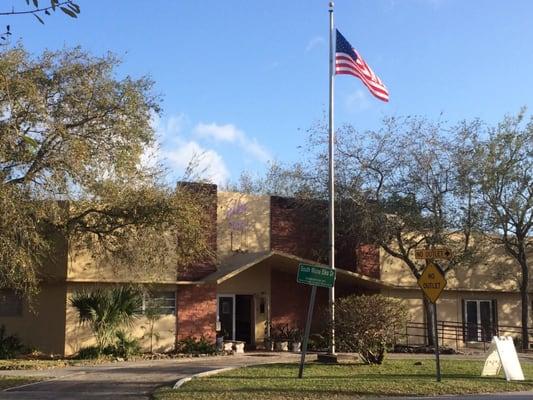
[332, 294, 408, 364]
[0, 325, 24, 359]
[70, 286, 142, 353]
[114, 330, 141, 358]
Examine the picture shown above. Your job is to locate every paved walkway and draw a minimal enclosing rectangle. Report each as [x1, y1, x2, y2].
[0, 353, 300, 400]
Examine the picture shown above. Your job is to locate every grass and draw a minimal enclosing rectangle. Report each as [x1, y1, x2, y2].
[155, 359, 533, 399]
[0, 358, 106, 371]
[0, 376, 43, 390]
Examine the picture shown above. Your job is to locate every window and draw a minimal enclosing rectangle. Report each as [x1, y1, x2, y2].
[140, 291, 175, 315]
[0, 290, 23, 317]
[464, 299, 497, 342]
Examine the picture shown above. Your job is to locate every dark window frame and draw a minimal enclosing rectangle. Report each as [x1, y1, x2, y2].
[141, 291, 176, 315]
[0, 290, 23, 317]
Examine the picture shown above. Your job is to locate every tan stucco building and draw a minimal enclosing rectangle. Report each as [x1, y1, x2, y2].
[0, 187, 531, 355]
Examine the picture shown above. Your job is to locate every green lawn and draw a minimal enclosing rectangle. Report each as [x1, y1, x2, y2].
[0, 376, 43, 390]
[155, 360, 533, 399]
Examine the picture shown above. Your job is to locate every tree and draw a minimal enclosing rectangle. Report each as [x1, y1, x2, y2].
[248, 117, 484, 344]
[70, 286, 141, 352]
[477, 110, 533, 351]
[331, 294, 407, 364]
[0, 46, 214, 297]
[333, 117, 485, 343]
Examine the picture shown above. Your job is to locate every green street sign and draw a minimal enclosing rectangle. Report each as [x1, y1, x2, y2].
[297, 263, 336, 288]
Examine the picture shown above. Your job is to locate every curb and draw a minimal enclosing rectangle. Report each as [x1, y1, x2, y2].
[172, 367, 237, 389]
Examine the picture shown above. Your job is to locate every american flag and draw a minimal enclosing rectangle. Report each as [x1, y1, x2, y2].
[335, 29, 389, 102]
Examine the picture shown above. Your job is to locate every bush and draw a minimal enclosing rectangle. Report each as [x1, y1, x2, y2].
[0, 325, 24, 359]
[76, 346, 104, 359]
[332, 294, 408, 364]
[76, 331, 141, 359]
[70, 286, 142, 352]
[270, 324, 301, 342]
[114, 331, 141, 358]
[307, 333, 328, 352]
[176, 336, 216, 354]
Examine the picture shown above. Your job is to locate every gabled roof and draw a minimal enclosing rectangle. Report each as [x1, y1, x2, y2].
[204, 250, 394, 290]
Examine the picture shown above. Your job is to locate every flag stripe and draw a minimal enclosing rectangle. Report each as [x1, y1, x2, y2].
[335, 30, 389, 102]
[336, 65, 389, 96]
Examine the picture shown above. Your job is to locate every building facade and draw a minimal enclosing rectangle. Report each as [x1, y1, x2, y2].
[0, 186, 531, 355]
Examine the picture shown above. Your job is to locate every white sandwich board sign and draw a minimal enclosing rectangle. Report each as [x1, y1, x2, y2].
[481, 336, 524, 381]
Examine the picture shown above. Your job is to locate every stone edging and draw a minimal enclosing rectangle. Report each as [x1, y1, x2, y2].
[172, 367, 238, 389]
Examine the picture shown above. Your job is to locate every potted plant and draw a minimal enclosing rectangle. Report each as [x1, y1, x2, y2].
[272, 324, 289, 351]
[289, 327, 302, 353]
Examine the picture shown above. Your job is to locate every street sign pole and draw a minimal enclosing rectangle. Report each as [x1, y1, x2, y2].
[298, 285, 317, 379]
[417, 255, 448, 383]
[296, 263, 336, 378]
[433, 300, 441, 382]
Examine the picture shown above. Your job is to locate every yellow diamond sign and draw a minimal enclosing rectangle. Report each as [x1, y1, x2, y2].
[417, 262, 447, 303]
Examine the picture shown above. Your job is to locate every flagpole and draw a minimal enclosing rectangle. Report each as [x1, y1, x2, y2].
[328, 0, 336, 356]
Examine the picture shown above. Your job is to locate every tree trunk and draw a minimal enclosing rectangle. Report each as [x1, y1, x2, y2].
[423, 297, 435, 346]
[521, 288, 529, 352]
[520, 253, 529, 352]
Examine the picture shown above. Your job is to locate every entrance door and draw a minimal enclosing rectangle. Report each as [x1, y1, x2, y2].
[235, 295, 253, 345]
[218, 296, 234, 340]
[465, 300, 493, 341]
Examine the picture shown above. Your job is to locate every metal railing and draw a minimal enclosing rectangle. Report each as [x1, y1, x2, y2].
[394, 320, 533, 352]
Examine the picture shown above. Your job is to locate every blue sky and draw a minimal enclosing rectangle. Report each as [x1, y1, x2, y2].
[6, 0, 533, 185]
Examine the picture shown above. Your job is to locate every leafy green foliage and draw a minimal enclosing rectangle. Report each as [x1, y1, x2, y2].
[270, 324, 300, 342]
[142, 307, 162, 354]
[76, 331, 141, 360]
[75, 345, 102, 360]
[175, 337, 216, 355]
[0, 46, 214, 297]
[331, 294, 408, 364]
[0, 325, 24, 359]
[70, 287, 142, 351]
[113, 330, 141, 358]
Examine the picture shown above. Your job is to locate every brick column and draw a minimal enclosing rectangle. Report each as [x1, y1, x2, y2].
[176, 284, 217, 342]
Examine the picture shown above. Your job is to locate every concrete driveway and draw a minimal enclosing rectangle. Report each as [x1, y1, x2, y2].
[0, 353, 300, 400]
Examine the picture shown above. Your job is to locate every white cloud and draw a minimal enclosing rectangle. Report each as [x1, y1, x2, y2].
[151, 112, 189, 141]
[194, 122, 271, 163]
[163, 140, 230, 186]
[305, 36, 325, 53]
[145, 114, 230, 186]
[195, 122, 239, 142]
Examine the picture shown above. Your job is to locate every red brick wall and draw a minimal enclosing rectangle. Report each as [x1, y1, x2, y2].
[176, 284, 217, 342]
[270, 270, 380, 335]
[270, 270, 328, 331]
[270, 196, 329, 262]
[356, 244, 380, 279]
[269, 196, 380, 278]
[177, 182, 218, 281]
